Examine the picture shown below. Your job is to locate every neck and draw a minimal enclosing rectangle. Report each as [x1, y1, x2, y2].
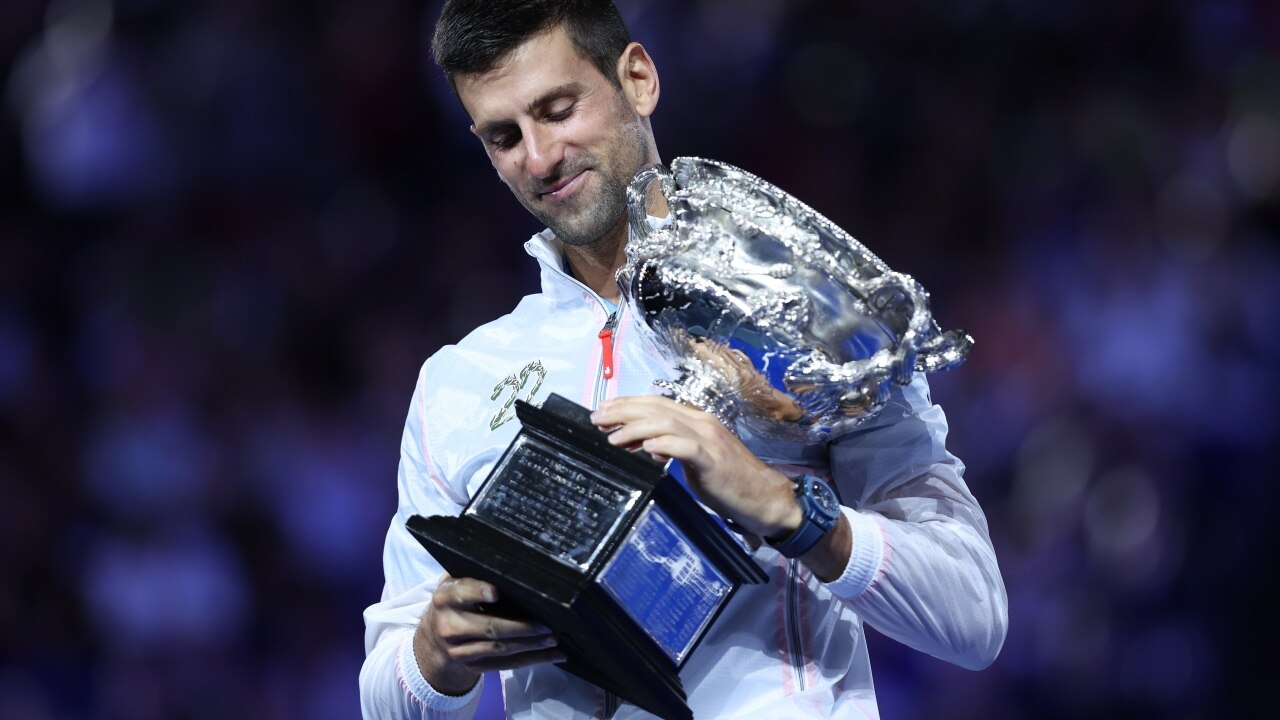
[562, 219, 629, 302]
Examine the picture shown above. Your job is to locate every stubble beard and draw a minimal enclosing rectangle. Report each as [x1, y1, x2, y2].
[523, 111, 650, 248]
[539, 164, 627, 247]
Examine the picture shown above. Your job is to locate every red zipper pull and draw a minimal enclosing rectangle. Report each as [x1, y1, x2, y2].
[598, 311, 618, 380]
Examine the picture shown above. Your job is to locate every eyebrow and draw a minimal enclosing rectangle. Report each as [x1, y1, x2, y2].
[474, 82, 587, 139]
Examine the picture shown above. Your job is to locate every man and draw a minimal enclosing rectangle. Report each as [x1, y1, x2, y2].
[360, 1, 1007, 717]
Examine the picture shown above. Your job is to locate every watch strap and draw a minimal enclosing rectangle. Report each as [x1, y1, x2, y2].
[768, 475, 839, 558]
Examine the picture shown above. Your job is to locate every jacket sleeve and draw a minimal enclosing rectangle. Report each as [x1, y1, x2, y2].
[821, 373, 1008, 670]
[360, 360, 485, 719]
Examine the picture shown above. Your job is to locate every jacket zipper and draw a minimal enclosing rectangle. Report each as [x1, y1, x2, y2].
[785, 559, 808, 690]
[599, 310, 620, 714]
[592, 309, 620, 407]
[598, 312, 618, 380]
[537, 257, 622, 409]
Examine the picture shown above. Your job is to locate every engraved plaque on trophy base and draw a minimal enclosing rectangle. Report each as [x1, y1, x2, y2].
[408, 394, 767, 720]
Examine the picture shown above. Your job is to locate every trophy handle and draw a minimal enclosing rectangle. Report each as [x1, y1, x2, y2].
[627, 163, 675, 241]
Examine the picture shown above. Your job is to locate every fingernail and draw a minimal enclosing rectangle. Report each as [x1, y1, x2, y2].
[541, 636, 558, 647]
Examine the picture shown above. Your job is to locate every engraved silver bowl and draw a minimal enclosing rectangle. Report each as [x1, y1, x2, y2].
[621, 157, 972, 442]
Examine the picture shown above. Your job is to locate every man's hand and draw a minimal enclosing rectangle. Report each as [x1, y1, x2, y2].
[590, 395, 852, 581]
[590, 395, 800, 539]
[413, 575, 564, 695]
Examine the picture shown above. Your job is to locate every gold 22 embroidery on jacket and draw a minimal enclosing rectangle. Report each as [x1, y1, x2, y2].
[489, 360, 547, 430]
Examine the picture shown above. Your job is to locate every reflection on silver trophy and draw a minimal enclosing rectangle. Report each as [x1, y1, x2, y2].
[622, 157, 974, 443]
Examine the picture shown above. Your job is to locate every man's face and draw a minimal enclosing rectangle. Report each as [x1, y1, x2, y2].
[456, 26, 654, 247]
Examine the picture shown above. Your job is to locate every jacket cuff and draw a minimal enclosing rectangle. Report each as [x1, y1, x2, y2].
[823, 506, 885, 599]
[397, 631, 483, 711]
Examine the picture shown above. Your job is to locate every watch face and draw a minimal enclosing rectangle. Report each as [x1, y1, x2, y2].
[807, 478, 840, 515]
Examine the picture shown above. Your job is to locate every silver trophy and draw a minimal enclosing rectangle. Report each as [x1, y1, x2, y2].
[622, 157, 973, 443]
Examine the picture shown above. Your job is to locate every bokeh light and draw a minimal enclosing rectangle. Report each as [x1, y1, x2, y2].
[2, 1, 1277, 719]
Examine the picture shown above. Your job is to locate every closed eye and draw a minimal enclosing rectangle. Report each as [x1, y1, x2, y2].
[544, 104, 575, 123]
[490, 132, 520, 150]
[483, 125, 520, 151]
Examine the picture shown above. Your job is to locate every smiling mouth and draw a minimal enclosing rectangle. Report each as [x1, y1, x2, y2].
[538, 170, 587, 200]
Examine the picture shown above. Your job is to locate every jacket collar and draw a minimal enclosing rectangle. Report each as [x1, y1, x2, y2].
[525, 229, 638, 310]
[523, 229, 593, 304]
[524, 215, 672, 305]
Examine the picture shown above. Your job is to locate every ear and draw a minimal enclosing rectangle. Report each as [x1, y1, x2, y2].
[467, 123, 492, 156]
[615, 42, 660, 118]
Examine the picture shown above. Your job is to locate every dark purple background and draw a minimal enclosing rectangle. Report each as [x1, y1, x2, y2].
[2, 1, 1278, 718]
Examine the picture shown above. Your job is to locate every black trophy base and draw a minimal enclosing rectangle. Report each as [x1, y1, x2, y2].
[406, 394, 767, 720]
[409, 515, 692, 720]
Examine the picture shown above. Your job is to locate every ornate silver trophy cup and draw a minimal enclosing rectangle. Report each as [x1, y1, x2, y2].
[623, 157, 973, 442]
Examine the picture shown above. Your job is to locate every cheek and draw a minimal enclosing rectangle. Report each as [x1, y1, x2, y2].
[565, 109, 613, 146]
[491, 158, 523, 189]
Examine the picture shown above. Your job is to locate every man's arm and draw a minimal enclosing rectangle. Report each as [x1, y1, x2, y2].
[589, 374, 1007, 671]
[823, 374, 1007, 670]
[360, 475, 486, 719]
[361, 359, 483, 719]
[360, 361, 562, 720]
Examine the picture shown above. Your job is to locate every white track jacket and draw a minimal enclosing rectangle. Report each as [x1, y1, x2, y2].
[360, 231, 1007, 719]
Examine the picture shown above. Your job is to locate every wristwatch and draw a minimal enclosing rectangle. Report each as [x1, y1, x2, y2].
[767, 475, 841, 558]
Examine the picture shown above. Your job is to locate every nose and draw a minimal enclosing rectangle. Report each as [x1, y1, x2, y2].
[521, 124, 564, 180]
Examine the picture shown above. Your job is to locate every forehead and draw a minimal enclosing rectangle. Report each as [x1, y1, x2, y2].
[455, 26, 605, 124]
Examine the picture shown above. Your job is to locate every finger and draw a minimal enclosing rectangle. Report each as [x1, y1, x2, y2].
[597, 394, 690, 415]
[602, 415, 694, 448]
[435, 577, 499, 608]
[436, 604, 553, 640]
[435, 619, 557, 662]
[592, 395, 698, 425]
[624, 401, 726, 437]
[465, 646, 568, 673]
[471, 615, 554, 641]
[639, 435, 703, 465]
[444, 615, 559, 661]
[451, 631, 560, 660]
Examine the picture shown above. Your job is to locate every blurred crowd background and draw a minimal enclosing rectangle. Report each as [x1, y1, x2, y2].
[2, 0, 1277, 718]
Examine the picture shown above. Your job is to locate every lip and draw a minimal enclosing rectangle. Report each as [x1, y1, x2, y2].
[538, 170, 587, 201]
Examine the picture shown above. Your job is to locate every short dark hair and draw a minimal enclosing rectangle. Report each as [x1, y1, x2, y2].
[431, 0, 632, 90]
